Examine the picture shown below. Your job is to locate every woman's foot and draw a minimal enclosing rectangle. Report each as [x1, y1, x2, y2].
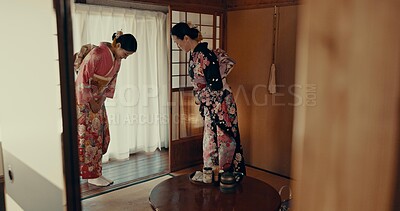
[103, 176, 114, 184]
[88, 176, 114, 187]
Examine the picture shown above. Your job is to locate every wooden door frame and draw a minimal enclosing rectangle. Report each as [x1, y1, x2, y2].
[54, 0, 82, 210]
[55, 2, 230, 208]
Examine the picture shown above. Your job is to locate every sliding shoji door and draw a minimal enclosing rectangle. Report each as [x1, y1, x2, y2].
[170, 10, 223, 171]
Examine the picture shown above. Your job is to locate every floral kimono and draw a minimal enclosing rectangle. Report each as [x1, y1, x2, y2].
[75, 43, 121, 179]
[189, 42, 246, 174]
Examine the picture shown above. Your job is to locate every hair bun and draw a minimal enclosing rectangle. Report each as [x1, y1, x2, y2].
[112, 30, 124, 40]
[187, 22, 198, 29]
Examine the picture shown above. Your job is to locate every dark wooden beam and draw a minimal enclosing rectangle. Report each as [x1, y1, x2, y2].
[134, 0, 224, 7]
[54, 0, 82, 210]
[132, 0, 225, 13]
[76, 0, 225, 13]
[226, 0, 299, 11]
[395, 89, 400, 210]
[75, 0, 301, 13]
[0, 176, 5, 211]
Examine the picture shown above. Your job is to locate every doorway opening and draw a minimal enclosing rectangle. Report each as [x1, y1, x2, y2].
[71, 2, 170, 199]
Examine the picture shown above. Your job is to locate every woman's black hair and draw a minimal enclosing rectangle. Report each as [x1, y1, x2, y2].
[113, 33, 137, 52]
[171, 22, 200, 40]
[112, 33, 117, 40]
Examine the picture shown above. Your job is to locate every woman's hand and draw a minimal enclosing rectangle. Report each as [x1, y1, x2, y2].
[89, 97, 106, 113]
[89, 99, 101, 113]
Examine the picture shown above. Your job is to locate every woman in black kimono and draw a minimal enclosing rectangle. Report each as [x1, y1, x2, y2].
[171, 22, 246, 175]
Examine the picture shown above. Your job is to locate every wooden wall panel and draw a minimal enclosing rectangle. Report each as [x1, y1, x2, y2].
[226, 6, 298, 177]
[292, 0, 400, 210]
[170, 136, 203, 172]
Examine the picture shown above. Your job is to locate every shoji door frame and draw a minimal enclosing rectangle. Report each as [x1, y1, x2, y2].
[169, 7, 226, 172]
[54, 0, 82, 210]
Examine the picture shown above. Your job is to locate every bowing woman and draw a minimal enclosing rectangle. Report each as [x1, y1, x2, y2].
[171, 22, 246, 175]
[75, 32, 137, 186]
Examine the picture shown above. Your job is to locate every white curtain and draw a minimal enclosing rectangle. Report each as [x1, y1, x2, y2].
[72, 4, 169, 161]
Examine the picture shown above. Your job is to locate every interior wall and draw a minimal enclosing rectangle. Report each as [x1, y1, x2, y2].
[226, 5, 298, 177]
[0, 0, 65, 210]
[291, 0, 400, 210]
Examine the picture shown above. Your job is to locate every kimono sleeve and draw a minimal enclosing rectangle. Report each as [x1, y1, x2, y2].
[213, 48, 236, 79]
[75, 53, 100, 104]
[103, 75, 117, 98]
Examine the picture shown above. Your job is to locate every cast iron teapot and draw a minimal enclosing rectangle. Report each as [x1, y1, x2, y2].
[219, 171, 244, 193]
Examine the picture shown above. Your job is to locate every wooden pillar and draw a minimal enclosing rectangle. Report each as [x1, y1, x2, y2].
[292, 0, 400, 210]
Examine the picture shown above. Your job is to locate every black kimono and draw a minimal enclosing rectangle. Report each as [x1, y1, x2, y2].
[189, 42, 246, 174]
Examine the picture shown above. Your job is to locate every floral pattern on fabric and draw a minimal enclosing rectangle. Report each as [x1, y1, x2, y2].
[77, 104, 110, 178]
[189, 43, 246, 174]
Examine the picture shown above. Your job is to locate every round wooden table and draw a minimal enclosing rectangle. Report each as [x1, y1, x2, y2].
[149, 174, 281, 211]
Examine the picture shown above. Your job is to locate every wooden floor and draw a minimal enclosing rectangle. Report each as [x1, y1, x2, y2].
[81, 148, 292, 202]
[80, 148, 169, 199]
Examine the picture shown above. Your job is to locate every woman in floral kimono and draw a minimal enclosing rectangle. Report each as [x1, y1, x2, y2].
[171, 22, 246, 175]
[75, 32, 137, 186]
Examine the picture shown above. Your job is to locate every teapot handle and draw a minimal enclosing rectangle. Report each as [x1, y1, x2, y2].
[233, 172, 245, 183]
